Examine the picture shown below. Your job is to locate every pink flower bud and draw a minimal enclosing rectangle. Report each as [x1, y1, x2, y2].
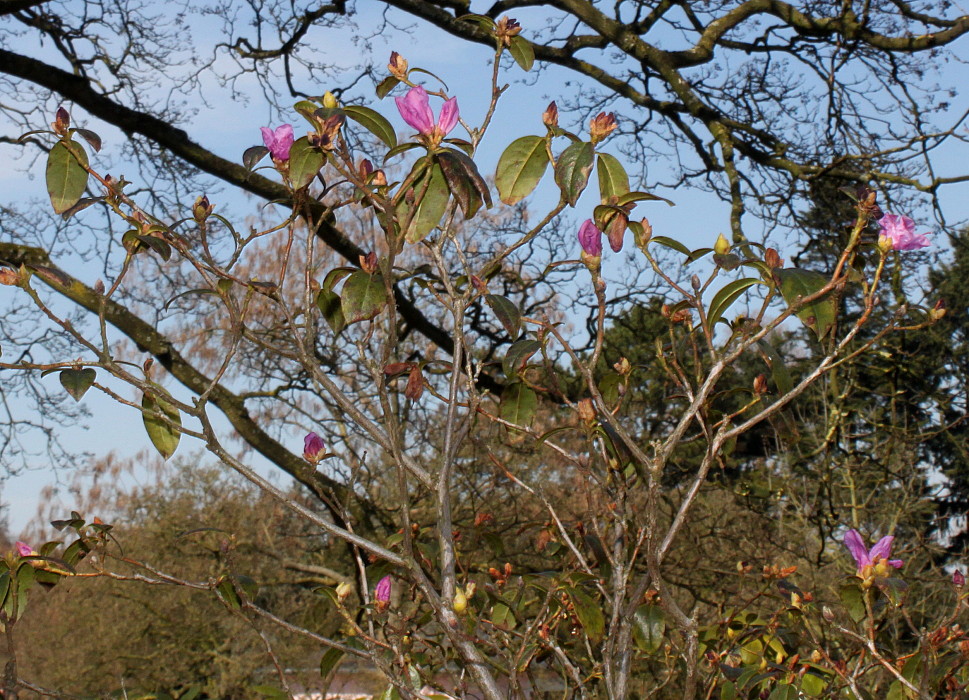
[15, 541, 35, 557]
[303, 432, 326, 464]
[578, 219, 602, 258]
[374, 574, 392, 612]
[954, 570, 965, 588]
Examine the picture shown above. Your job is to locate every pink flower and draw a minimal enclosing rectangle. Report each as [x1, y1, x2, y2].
[303, 432, 326, 464]
[395, 86, 459, 143]
[578, 219, 603, 257]
[15, 541, 35, 557]
[878, 214, 931, 251]
[374, 574, 392, 612]
[260, 124, 294, 161]
[843, 529, 903, 577]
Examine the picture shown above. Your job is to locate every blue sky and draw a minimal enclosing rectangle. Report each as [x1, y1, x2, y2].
[2, 2, 968, 535]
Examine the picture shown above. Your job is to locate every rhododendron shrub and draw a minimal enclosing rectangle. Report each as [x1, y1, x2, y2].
[1, 17, 965, 700]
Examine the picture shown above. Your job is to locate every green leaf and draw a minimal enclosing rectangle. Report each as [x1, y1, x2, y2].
[344, 104, 398, 149]
[437, 148, 491, 218]
[566, 586, 604, 643]
[46, 140, 89, 214]
[616, 190, 675, 207]
[596, 153, 629, 202]
[485, 294, 521, 338]
[287, 136, 326, 190]
[491, 602, 517, 631]
[756, 340, 793, 395]
[142, 385, 181, 460]
[250, 686, 288, 699]
[500, 382, 537, 426]
[59, 368, 96, 402]
[707, 278, 763, 328]
[458, 13, 497, 31]
[838, 581, 867, 623]
[384, 141, 423, 161]
[649, 235, 692, 257]
[632, 604, 665, 653]
[316, 289, 346, 336]
[0, 571, 9, 612]
[554, 141, 594, 206]
[503, 338, 542, 377]
[74, 128, 102, 153]
[768, 684, 799, 700]
[775, 268, 837, 340]
[401, 162, 450, 243]
[800, 671, 828, 697]
[216, 576, 242, 610]
[340, 271, 387, 325]
[720, 682, 738, 700]
[319, 647, 345, 679]
[243, 145, 268, 170]
[508, 36, 534, 71]
[495, 135, 549, 205]
[376, 76, 400, 99]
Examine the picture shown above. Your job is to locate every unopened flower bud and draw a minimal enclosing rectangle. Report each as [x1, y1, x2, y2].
[303, 431, 327, 464]
[764, 248, 783, 269]
[929, 298, 947, 322]
[94, 279, 105, 295]
[753, 374, 768, 395]
[358, 158, 374, 180]
[322, 91, 339, 109]
[464, 581, 476, 598]
[495, 16, 522, 46]
[388, 52, 408, 80]
[577, 398, 596, 426]
[877, 234, 894, 254]
[714, 233, 731, 256]
[691, 274, 702, 291]
[453, 591, 468, 614]
[374, 575, 392, 612]
[822, 605, 834, 622]
[371, 169, 388, 187]
[335, 581, 353, 601]
[193, 195, 214, 223]
[810, 649, 822, 663]
[53, 107, 70, 135]
[954, 570, 965, 588]
[0, 267, 18, 286]
[589, 112, 618, 144]
[405, 365, 424, 401]
[360, 251, 379, 275]
[613, 357, 631, 376]
[542, 101, 559, 128]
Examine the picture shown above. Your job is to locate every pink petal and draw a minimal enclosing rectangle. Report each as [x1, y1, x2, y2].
[437, 97, 460, 137]
[260, 127, 275, 150]
[843, 529, 870, 569]
[868, 535, 895, 562]
[15, 541, 33, 557]
[273, 124, 294, 160]
[374, 574, 392, 602]
[395, 86, 435, 135]
[578, 219, 602, 257]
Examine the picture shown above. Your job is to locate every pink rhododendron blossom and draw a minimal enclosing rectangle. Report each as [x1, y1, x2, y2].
[395, 86, 459, 143]
[260, 124, 294, 161]
[578, 219, 603, 257]
[878, 213, 931, 251]
[303, 432, 326, 464]
[374, 575, 392, 610]
[843, 529, 903, 576]
[15, 541, 35, 557]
